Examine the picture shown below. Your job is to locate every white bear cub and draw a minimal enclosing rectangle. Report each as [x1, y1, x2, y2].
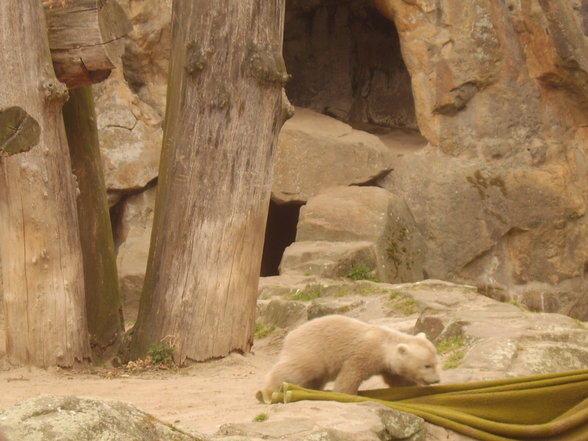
[264, 315, 440, 394]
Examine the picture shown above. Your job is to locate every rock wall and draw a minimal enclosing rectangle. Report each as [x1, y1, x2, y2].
[93, 0, 171, 203]
[374, 0, 588, 152]
[94, 0, 588, 319]
[373, 0, 588, 318]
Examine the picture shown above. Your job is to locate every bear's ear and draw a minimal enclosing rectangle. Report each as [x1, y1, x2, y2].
[397, 343, 409, 355]
[416, 332, 427, 339]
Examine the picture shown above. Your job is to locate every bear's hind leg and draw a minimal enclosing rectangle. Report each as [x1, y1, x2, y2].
[264, 360, 326, 391]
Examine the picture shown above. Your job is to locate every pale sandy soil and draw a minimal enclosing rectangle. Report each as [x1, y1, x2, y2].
[0, 326, 390, 436]
[0, 320, 282, 435]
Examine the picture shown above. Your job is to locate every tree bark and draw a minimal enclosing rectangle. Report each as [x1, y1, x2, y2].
[63, 86, 124, 361]
[43, 0, 131, 89]
[0, 0, 91, 367]
[130, 0, 288, 363]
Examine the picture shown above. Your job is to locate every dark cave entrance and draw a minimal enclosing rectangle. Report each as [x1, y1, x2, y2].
[261, 201, 301, 277]
[260, 0, 420, 276]
[283, 0, 419, 132]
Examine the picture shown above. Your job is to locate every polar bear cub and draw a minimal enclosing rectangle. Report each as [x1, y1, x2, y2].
[264, 315, 440, 394]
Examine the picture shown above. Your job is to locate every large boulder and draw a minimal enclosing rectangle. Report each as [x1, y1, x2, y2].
[285, 186, 425, 283]
[0, 395, 201, 441]
[272, 107, 392, 204]
[280, 241, 379, 279]
[379, 148, 588, 320]
[405, 281, 588, 382]
[94, 77, 162, 198]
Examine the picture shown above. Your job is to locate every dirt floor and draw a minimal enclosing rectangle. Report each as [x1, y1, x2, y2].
[0, 334, 279, 435]
[0, 325, 391, 436]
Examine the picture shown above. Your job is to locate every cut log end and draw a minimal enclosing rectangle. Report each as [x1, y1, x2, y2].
[44, 0, 131, 89]
[0, 106, 41, 156]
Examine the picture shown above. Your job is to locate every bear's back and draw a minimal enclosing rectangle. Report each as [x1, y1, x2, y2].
[281, 315, 392, 359]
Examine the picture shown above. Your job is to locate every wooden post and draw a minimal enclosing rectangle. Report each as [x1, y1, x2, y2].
[63, 86, 124, 361]
[130, 0, 289, 363]
[0, 0, 91, 367]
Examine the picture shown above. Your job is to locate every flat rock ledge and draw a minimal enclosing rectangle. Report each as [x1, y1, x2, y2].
[0, 395, 202, 441]
[217, 401, 425, 441]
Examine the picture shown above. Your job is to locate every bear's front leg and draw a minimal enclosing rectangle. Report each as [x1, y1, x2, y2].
[333, 362, 365, 394]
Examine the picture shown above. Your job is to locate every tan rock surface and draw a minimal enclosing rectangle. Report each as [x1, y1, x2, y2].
[295, 186, 425, 283]
[272, 108, 392, 204]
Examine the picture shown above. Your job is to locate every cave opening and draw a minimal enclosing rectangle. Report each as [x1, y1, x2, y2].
[261, 0, 421, 277]
[283, 0, 419, 133]
[261, 201, 301, 277]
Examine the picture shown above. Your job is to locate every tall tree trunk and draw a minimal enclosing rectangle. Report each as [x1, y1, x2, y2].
[0, 0, 91, 367]
[130, 0, 289, 363]
[63, 86, 124, 361]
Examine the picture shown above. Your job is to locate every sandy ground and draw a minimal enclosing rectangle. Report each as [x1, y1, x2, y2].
[0, 322, 282, 436]
[0, 327, 391, 436]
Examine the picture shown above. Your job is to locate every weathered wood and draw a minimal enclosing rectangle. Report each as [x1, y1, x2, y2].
[63, 86, 124, 360]
[0, 106, 40, 157]
[43, 0, 131, 89]
[130, 0, 288, 363]
[0, 0, 91, 367]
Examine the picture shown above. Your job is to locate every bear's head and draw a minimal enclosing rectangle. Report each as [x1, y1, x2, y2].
[388, 333, 440, 385]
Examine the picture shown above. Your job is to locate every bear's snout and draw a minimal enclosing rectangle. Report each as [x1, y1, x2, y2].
[416, 376, 440, 386]
[426, 371, 441, 384]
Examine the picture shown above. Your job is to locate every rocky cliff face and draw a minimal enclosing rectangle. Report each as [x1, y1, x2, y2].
[96, 0, 588, 319]
[374, 0, 588, 319]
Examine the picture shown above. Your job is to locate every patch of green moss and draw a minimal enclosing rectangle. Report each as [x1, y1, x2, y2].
[437, 336, 466, 354]
[254, 322, 276, 339]
[443, 350, 466, 369]
[331, 287, 350, 297]
[508, 300, 528, 311]
[437, 335, 469, 370]
[355, 284, 390, 295]
[347, 264, 381, 282]
[387, 292, 418, 316]
[253, 413, 269, 422]
[288, 285, 322, 301]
